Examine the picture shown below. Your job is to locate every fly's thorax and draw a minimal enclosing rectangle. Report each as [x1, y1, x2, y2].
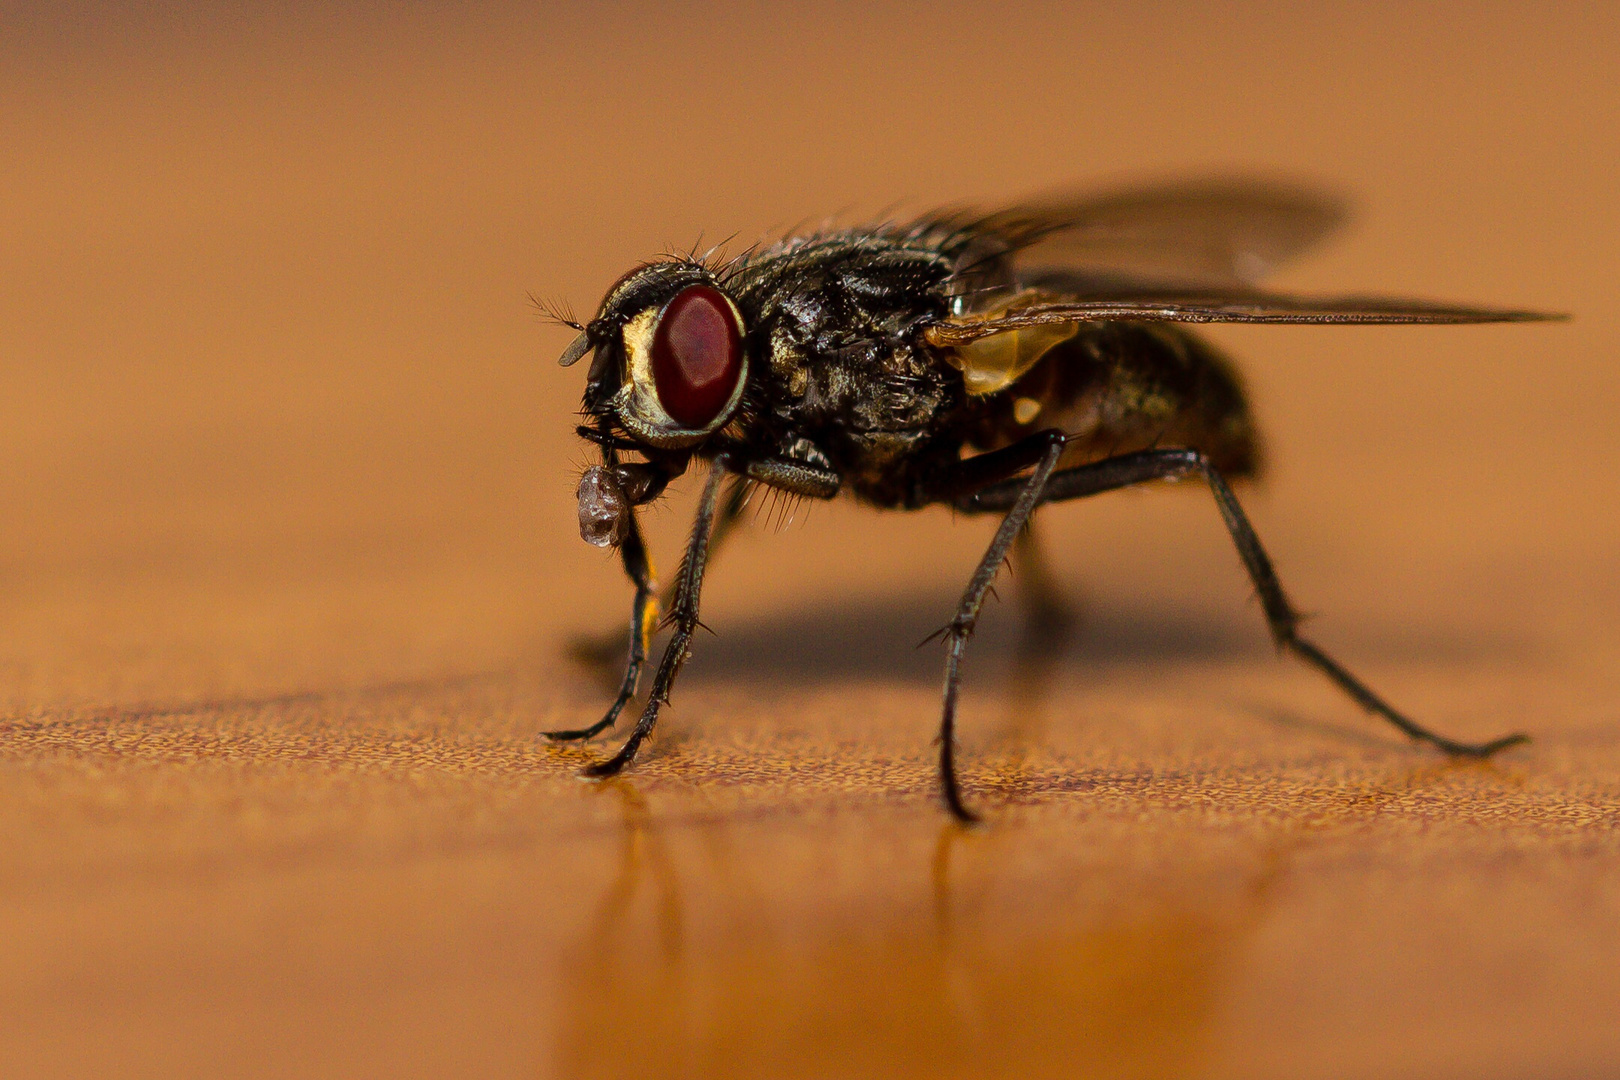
[725, 238, 962, 441]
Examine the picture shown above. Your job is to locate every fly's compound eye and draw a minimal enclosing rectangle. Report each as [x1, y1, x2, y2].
[650, 285, 744, 429]
[617, 283, 748, 447]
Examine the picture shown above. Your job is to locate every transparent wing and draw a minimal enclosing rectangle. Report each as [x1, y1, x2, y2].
[924, 288, 1566, 347]
[971, 177, 1349, 287]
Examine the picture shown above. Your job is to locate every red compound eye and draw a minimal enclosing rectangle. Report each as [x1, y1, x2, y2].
[650, 285, 743, 429]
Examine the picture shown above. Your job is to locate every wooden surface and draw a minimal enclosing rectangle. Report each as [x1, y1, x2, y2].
[2, 4, 1617, 1077]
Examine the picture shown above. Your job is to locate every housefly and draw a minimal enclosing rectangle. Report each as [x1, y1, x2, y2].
[544, 178, 1562, 821]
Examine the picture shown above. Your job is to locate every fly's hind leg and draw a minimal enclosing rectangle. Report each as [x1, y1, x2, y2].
[966, 448, 1529, 759]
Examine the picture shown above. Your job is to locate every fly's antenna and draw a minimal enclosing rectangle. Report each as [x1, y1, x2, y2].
[530, 292, 585, 332]
[535, 292, 595, 367]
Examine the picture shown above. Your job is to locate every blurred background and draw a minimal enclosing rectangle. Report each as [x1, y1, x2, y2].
[1, 3, 1616, 1078]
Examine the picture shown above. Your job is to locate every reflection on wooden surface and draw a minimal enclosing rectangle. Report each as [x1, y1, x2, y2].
[554, 780, 1292, 1079]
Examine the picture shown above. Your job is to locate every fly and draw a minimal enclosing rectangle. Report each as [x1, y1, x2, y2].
[542, 177, 1564, 821]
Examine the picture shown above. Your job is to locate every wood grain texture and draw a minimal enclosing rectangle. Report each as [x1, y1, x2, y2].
[1, 3, 1616, 1077]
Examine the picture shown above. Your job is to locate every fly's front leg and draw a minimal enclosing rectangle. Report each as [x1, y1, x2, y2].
[544, 510, 658, 742]
[968, 448, 1530, 759]
[582, 454, 840, 776]
[565, 475, 751, 680]
[583, 460, 733, 778]
[548, 454, 685, 742]
[930, 431, 1069, 822]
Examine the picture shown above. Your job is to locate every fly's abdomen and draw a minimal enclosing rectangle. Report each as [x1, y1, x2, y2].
[964, 322, 1262, 479]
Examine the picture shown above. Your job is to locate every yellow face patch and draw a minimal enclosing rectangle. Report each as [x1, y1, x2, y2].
[619, 307, 661, 404]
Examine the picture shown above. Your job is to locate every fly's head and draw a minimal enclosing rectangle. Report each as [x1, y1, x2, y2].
[559, 259, 750, 547]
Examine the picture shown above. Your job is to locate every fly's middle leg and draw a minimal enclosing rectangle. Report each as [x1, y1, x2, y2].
[928, 430, 1069, 822]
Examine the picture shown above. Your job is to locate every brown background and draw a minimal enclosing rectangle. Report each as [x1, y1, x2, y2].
[2, 3, 1617, 1077]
